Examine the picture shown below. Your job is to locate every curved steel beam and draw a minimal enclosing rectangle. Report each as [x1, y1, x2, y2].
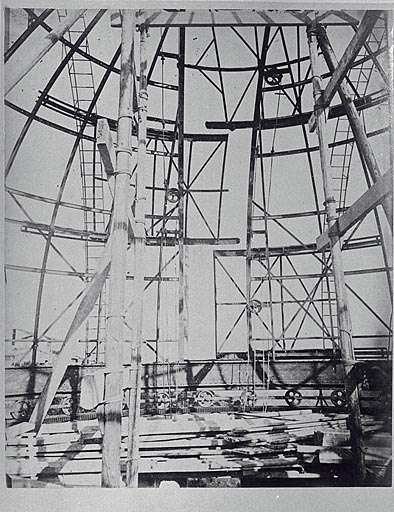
[206, 89, 388, 130]
[5, 9, 53, 61]
[5, 10, 106, 179]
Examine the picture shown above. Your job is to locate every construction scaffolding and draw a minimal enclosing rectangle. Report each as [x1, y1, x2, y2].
[4, 8, 393, 488]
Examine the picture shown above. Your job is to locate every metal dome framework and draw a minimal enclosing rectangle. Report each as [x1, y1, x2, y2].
[4, 8, 393, 487]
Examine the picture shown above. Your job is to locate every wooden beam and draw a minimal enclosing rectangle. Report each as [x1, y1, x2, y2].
[101, 10, 135, 488]
[308, 26, 366, 485]
[126, 18, 148, 488]
[387, 12, 394, 180]
[5, 9, 87, 95]
[317, 25, 393, 230]
[309, 10, 382, 132]
[97, 118, 135, 236]
[316, 170, 393, 251]
[110, 10, 361, 28]
[178, 26, 187, 362]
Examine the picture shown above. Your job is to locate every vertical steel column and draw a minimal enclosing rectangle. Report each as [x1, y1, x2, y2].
[102, 10, 135, 488]
[246, 27, 270, 353]
[178, 27, 187, 361]
[126, 19, 148, 488]
[308, 25, 365, 485]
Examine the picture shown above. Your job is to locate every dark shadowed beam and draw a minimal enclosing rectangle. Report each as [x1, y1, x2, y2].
[5, 9, 53, 60]
[206, 89, 387, 131]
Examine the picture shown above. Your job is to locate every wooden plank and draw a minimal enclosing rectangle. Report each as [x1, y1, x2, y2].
[309, 10, 382, 132]
[316, 170, 393, 251]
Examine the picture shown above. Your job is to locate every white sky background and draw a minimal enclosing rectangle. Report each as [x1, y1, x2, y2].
[4, 9, 393, 363]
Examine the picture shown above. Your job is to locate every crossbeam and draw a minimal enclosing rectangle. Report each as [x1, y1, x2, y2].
[110, 10, 360, 28]
[16, 219, 239, 245]
[316, 170, 393, 251]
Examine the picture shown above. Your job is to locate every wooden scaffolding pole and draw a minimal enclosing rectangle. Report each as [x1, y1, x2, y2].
[178, 27, 187, 362]
[316, 25, 393, 231]
[101, 10, 135, 488]
[246, 27, 271, 354]
[307, 25, 366, 485]
[386, 11, 394, 181]
[126, 19, 148, 488]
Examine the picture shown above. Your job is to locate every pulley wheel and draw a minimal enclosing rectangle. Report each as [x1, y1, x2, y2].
[156, 391, 171, 411]
[166, 188, 180, 203]
[284, 388, 302, 406]
[59, 396, 73, 416]
[249, 299, 263, 314]
[196, 390, 215, 408]
[330, 389, 347, 407]
[11, 400, 32, 420]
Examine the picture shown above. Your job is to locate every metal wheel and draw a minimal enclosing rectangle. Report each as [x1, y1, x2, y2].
[264, 67, 283, 85]
[166, 188, 180, 203]
[11, 400, 32, 420]
[284, 388, 302, 406]
[330, 389, 347, 407]
[156, 391, 171, 411]
[196, 389, 215, 408]
[249, 299, 263, 314]
[59, 396, 73, 415]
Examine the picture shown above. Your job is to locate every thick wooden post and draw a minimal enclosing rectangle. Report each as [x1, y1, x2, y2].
[126, 19, 148, 488]
[316, 25, 392, 230]
[178, 27, 187, 361]
[102, 10, 135, 488]
[308, 25, 366, 485]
